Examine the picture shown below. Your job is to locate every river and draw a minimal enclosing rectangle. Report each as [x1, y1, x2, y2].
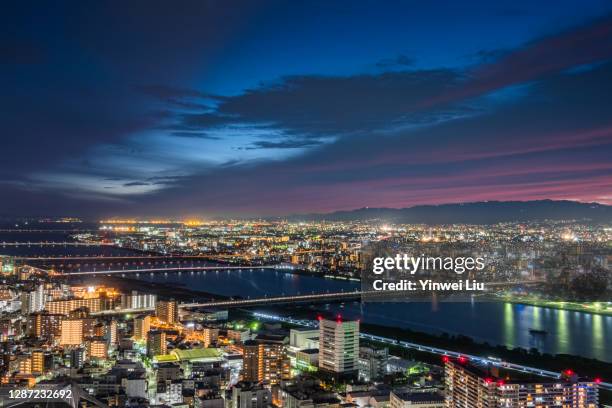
[135, 268, 612, 362]
[2, 229, 610, 362]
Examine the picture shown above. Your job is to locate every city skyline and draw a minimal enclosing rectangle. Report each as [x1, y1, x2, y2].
[1, 3, 611, 405]
[2, 1, 612, 217]
[1, 217, 609, 406]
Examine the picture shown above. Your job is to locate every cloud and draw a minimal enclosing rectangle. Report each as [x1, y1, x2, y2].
[375, 55, 415, 69]
[170, 132, 221, 140]
[130, 57, 612, 216]
[245, 139, 324, 150]
[419, 15, 612, 109]
[176, 69, 472, 139]
[468, 49, 510, 63]
[136, 85, 213, 100]
[165, 99, 212, 110]
[3, 6, 612, 216]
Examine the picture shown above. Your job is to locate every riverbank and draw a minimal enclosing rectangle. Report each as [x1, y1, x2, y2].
[61, 268, 610, 364]
[497, 294, 612, 316]
[359, 321, 612, 379]
[235, 306, 611, 384]
[62, 274, 230, 303]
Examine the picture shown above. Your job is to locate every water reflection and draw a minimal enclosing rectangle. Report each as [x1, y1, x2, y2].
[503, 302, 515, 348]
[136, 268, 610, 362]
[593, 314, 603, 360]
[556, 309, 569, 355]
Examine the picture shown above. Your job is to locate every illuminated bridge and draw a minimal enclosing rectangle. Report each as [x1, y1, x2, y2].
[16, 249, 334, 262]
[0, 229, 97, 233]
[180, 291, 363, 308]
[18, 255, 216, 261]
[91, 280, 537, 313]
[58, 265, 282, 276]
[90, 290, 363, 316]
[1, 242, 113, 247]
[179, 281, 543, 308]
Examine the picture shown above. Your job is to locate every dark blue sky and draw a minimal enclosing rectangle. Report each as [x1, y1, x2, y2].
[2, 1, 612, 217]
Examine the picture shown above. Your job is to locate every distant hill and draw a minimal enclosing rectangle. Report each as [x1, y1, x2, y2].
[287, 200, 612, 224]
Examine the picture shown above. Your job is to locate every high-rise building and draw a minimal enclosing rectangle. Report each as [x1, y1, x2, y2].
[496, 377, 599, 408]
[444, 358, 599, 408]
[30, 350, 45, 375]
[259, 342, 291, 385]
[60, 319, 84, 346]
[202, 326, 219, 347]
[242, 340, 260, 382]
[17, 355, 32, 375]
[70, 347, 86, 369]
[94, 322, 105, 337]
[147, 330, 167, 357]
[242, 340, 291, 385]
[318, 317, 359, 377]
[133, 315, 151, 340]
[121, 291, 157, 309]
[45, 297, 104, 315]
[156, 299, 178, 324]
[358, 346, 388, 381]
[27, 311, 63, 338]
[106, 319, 118, 345]
[87, 338, 108, 359]
[21, 284, 45, 314]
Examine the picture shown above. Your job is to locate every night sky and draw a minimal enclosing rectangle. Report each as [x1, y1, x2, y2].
[2, 1, 612, 217]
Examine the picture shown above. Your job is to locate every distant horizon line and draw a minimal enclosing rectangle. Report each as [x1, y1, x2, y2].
[0, 198, 609, 221]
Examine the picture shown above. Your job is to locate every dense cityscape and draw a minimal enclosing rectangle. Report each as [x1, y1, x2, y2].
[4, 1, 612, 407]
[0, 218, 609, 407]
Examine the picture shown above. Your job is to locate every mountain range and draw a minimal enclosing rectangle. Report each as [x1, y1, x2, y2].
[286, 200, 612, 224]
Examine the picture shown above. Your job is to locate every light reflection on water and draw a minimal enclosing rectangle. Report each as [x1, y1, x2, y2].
[7, 231, 607, 360]
[138, 268, 610, 362]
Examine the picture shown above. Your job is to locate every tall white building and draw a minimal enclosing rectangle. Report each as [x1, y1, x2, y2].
[121, 291, 157, 309]
[21, 284, 45, 314]
[318, 317, 359, 377]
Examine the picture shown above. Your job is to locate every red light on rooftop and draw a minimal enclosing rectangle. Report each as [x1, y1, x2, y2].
[316, 314, 323, 321]
[594, 378, 602, 384]
[336, 314, 342, 324]
[442, 356, 450, 363]
[497, 380, 505, 386]
[484, 378, 493, 384]
[458, 356, 468, 364]
[564, 369, 574, 376]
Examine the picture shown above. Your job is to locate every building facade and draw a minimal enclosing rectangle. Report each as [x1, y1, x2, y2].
[318, 317, 359, 377]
